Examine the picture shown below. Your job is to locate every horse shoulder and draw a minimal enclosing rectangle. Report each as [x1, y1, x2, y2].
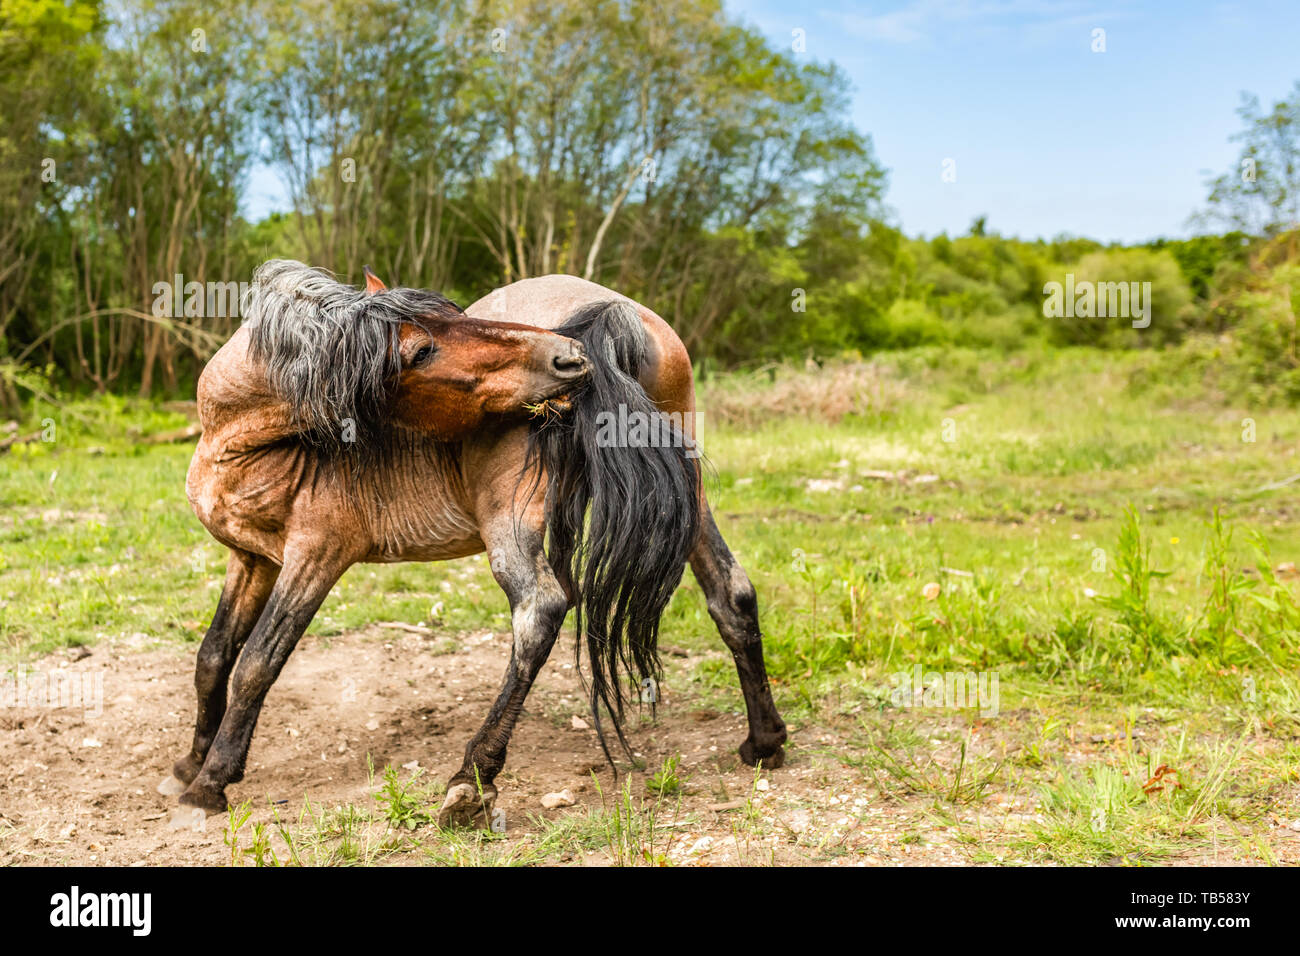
[188, 328, 322, 563]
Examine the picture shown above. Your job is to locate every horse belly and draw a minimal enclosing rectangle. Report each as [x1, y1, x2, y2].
[363, 537, 485, 564]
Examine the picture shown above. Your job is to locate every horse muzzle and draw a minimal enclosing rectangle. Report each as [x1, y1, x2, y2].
[547, 339, 590, 383]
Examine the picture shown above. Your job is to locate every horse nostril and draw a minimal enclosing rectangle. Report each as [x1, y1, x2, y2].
[552, 351, 589, 377]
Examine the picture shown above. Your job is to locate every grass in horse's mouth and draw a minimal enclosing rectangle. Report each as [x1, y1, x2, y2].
[525, 396, 573, 421]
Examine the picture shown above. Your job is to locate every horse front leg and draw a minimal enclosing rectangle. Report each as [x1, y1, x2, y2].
[438, 520, 569, 829]
[161, 549, 279, 796]
[175, 544, 349, 816]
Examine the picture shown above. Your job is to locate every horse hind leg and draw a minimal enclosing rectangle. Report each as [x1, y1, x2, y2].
[689, 507, 787, 768]
[160, 549, 279, 796]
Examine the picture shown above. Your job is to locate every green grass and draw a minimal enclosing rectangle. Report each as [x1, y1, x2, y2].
[218, 761, 696, 867]
[4, 344, 1300, 864]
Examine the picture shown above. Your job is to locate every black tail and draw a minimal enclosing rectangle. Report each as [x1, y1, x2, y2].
[525, 300, 702, 764]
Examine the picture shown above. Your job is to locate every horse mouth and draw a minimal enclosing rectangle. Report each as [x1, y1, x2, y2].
[525, 394, 573, 421]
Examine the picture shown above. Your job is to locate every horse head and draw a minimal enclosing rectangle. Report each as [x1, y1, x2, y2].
[243, 260, 588, 445]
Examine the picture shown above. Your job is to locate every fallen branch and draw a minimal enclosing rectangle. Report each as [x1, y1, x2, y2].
[142, 424, 202, 445]
[706, 800, 746, 812]
[1257, 473, 1300, 493]
[0, 430, 42, 453]
[161, 400, 200, 421]
[376, 621, 435, 635]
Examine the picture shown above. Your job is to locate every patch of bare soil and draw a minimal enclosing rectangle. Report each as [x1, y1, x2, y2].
[2, 629, 1290, 866]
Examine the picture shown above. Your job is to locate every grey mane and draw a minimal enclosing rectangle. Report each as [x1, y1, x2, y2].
[242, 259, 459, 446]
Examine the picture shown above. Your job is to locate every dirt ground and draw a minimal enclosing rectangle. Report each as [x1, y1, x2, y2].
[0, 626, 1292, 866]
[0, 626, 930, 866]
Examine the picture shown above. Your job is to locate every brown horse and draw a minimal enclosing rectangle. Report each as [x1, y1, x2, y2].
[163, 259, 786, 828]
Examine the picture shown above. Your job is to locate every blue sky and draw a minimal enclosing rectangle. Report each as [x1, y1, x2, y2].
[726, 0, 1300, 242]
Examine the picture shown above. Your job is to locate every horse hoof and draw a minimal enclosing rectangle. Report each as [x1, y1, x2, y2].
[157, 775, 187, 797]
[178, 785, 229, 816]
[167, 805, 211, 833]
[738, 739, 786, 770]
[437, 782, 498, 830]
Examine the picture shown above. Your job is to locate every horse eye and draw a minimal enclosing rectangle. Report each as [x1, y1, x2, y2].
[412, 344, 436, 365]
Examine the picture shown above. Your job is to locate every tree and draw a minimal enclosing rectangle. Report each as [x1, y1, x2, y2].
[1199, 82, 1300, 238]
[0, 0, 102, 408]
[0, 0, 889, 390]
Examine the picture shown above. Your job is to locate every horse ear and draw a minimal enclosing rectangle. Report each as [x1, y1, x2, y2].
[363, 265, 387, 295]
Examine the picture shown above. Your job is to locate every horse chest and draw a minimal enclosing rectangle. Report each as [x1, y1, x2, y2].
[186, 439, 308, 562]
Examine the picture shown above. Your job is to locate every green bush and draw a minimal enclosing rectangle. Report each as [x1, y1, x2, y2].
[1128, 259, 1300, 406]
[1045, 248, 1196, 348]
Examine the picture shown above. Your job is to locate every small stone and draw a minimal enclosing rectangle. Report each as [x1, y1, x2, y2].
[755, 778, 770, 792]
[786, 809, 811, 834]
[570, 715, 590, 730]
[541, 789, 577, 809]
[81, 737, 102, 748]
[806, 478, 844, 493]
